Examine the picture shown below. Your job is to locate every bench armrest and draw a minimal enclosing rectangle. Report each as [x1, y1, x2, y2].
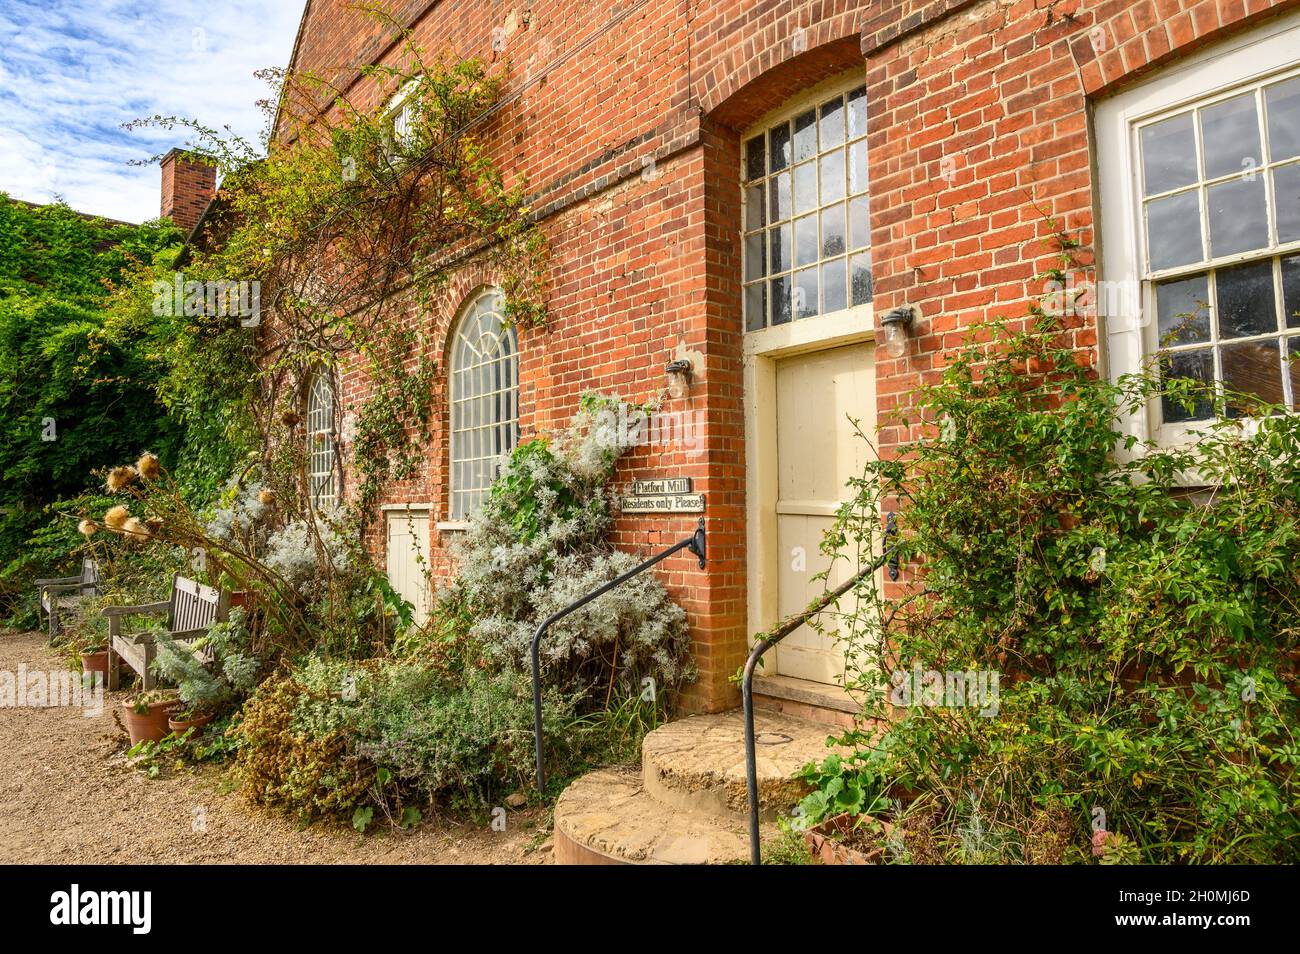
[40, 582, 88, 595]
[34, 576, 80, 587]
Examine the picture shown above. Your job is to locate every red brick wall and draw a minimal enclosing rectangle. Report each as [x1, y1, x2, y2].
[282, 0, 1298, 711]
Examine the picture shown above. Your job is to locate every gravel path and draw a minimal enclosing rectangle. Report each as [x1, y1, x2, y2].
[0, 630, 548, 864]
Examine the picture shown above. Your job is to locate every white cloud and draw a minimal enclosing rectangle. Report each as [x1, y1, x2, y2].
[0, 0, 306, 222]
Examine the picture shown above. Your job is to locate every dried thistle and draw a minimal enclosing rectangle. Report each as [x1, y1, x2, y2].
[136, 452, 162, 480]
[144, 517, 164, 534]
[103, 505, 129, 530]
[105, 466, 138, 492]
[77, 519, 98, 538]
[122, 517, 149, 541]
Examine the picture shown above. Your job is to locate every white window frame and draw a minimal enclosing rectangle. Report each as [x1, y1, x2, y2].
[449, 288, 518, 521]
[740, 71, 874, 344]
[1097, 11, 1300, 449]
[384, 78, 422, 159]
[306, 371, 338, 509]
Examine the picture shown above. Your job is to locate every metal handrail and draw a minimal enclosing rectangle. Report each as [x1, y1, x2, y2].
[741, 551, 889, 864]
[531, 518, 706, 792]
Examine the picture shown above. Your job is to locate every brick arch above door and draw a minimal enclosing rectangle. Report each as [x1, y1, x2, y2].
[697, 13, 865, 130]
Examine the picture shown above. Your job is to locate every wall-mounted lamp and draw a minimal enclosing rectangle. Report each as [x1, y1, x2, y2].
[665, 358, 693, 399]
[879, 305, 919, 359]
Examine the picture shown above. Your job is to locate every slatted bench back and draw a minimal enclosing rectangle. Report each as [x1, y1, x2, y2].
[167, 574, 229, 638]
[80, 557, 100, 595]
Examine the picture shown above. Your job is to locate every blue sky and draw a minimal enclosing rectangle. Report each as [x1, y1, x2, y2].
[0, 0, 306, 222]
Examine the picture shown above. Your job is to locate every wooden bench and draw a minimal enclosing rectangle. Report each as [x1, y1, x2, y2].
[103, 574, 230, 690]
[34, 557, 101, 640]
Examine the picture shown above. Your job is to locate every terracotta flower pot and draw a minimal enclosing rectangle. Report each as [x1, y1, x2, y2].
[122, 699, 179, 746]
[804, 813, 888, 865]
[80, 649, 109, 678]
[168, 711, 214, 734]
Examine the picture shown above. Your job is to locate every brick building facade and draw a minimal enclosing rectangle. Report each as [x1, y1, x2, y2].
[275, 0, 1300, 715]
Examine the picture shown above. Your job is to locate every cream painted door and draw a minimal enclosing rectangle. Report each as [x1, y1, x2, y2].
[385, 510, 431, 627]
[772, 342, 876, 684]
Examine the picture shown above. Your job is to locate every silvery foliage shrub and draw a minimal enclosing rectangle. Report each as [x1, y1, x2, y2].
[262, 510, 354, 597]
[349, 662, 578, 802]
[153, 607, 261, 712]
[205, 479, 271, 549]
[454, 395, 694, 701]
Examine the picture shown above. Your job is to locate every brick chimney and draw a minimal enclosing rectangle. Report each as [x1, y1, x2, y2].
[159, 148, 216, 235]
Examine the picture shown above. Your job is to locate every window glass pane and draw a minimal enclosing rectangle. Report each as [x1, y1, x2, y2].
[1272, 162, 1300, 244]
[744, 185, 765, 230]
[820, 148, 845, 203]
[770, 222, 791, 273]
[745, 135, 766, 181]
[1155, 275, 1210, 346]
[821, 203, 846, 257]
[1217, 259, 1276, 339]
[849, 195, 871, 249]
[769, 123, 791, 173]
[819, 96, 845, 148]
[850, 252, 873, 305]
[1283, 253, 1300, 328]
[794, 214, 818, 267]
[847, 87, 868, 139]
[1207, 175, 1268, 256]
[1222, 338, 1282, 414]
[770, 275, 792, 325]
[1287, 339, 1300, 408]
[848, 140, 869, 195]
[1200, 92, 1261, 179]
[450, 291, 518, 517]
[1161, 348, 1215, 423]
[794, 267, 819, 319]
[792, 161, 817, 215]
[1141, 113, 1198, 195]
[793, 110, 817, 163]
[1266, 76, 1300, 162]
[744, 232, 765, 281]
[768, 171, 791, 221]
[745, 283, 766, 332]
[822, 258, 847, 313]
[1146, 190, 1203, 269]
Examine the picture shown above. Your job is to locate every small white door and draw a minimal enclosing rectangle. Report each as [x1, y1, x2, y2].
[771, 342, 876, 684]
[385, 510, 432, 627]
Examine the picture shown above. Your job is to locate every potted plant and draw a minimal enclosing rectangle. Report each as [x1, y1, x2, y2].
[792, 753, 892, 865]
[79, 645, 110, 679]
[121, 689, 180, 746]
[167, 705, 215, 735]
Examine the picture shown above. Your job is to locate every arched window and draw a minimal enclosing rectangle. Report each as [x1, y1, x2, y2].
[306, 371, 337, 509]
[450, 289, 519, 519]
[741, 77, 873, 331]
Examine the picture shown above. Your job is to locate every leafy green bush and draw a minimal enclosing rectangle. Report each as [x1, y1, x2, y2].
[807, 312, 1300, 864]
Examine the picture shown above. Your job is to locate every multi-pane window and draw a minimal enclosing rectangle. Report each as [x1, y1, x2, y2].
[742, 82, 873, 332]
[1139, 71, 1300, 423]
[306, 372, 337, 509]
[450, 289, 519, 520]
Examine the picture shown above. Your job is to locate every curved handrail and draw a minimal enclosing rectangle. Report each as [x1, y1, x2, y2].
[531, 518, 706, 792]
[742, 552, 888, 864]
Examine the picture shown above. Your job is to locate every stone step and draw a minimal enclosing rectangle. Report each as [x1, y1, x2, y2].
[553, 765, 770, 864]
[641, 709, 835, 822]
